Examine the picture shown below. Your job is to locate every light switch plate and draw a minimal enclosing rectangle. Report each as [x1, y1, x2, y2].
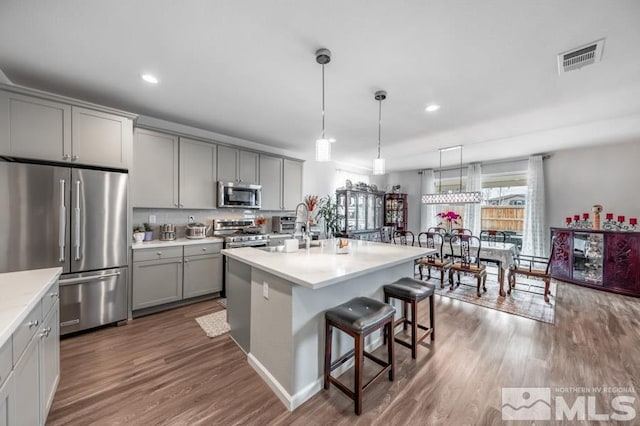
[263, 282, 269, 299]
[148, 215, 156, 224]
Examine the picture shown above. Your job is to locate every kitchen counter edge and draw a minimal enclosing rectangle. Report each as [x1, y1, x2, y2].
[132, 237, 224, 250]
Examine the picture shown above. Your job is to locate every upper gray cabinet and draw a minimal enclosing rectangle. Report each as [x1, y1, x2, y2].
[217, 145, 259, 184]
[259, 154, 283, 210]
[132, 129, 179, 208]
[71, 107, 132, 169]
[179, 137, 217, 209]
[0, 90, 133, 169]
[283, 159, 303, 210]
[132, 130, 217, 209]
[0, 91, 72, 162]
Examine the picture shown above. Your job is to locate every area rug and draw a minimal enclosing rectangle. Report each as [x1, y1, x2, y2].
[195, 310, 230, 338]
[426, 270, 558, 324]
[216, 297, 227, 308]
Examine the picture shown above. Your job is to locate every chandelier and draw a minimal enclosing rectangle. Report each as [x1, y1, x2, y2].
[421, 145, 482, 204]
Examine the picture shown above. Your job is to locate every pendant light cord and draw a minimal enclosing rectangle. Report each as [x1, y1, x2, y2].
[377, 98, 382, 159]
[321, 64, 325, 139]
[438, 149, 443, 193]
[459, 146, 463, 191]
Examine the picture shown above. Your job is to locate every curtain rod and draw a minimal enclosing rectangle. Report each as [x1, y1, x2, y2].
[418, 153, 551, 174]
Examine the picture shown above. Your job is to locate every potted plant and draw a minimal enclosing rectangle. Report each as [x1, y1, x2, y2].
[133, 225, 145, 243]
[315, 195, 338, 238]
[143, 223, 153, 241]
[304, 195, 319, 225]
[436, 211, 462, 234]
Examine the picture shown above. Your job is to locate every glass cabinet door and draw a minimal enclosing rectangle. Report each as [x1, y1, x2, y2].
[572, 232, 604, 285]
[336, 192, 346, 234]
[356, 193, 366, 230]
[347, 192, 357, 232]
[375, 195, 383, 228]
[366, 194, 375, 230]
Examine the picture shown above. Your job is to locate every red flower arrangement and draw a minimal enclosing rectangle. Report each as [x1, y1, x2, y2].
[436, 211, 461, 229]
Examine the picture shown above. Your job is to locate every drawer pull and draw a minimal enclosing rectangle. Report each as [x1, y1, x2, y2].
[28, 320, 39, 328]
[40, 327, 52, 338]
[202, 247, 207, 251]
[157, 252, 162, 255]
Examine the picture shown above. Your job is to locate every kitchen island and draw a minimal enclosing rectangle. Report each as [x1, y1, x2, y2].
[222, 240, 434, 411]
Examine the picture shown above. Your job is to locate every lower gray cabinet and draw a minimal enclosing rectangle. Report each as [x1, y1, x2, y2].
[14, 334, 38, 426]
[0, 372, 14, 426]
[183, 254, 223, 299]
[40, 303, 59, 422]
[132, 257, 183, 310]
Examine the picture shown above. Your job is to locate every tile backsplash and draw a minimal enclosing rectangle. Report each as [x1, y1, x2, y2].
[133, 208, 295, 238]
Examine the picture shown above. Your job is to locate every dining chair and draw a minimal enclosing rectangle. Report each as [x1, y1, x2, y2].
[417, 232, 452, 287]
[393, 230, 415, 246]
[479, 230, 507, 245]
[450, 228, 473, 236]
[507, 237, 556, 303]
[448, 235, 487, 297]
[427, 227, 448, 236]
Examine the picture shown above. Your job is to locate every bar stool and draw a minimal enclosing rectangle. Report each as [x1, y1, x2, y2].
[324, 297, 395, 415]
[383, 277, 435, 359]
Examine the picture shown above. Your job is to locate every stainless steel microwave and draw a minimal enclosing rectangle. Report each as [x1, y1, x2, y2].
[218, 182, 262, 209]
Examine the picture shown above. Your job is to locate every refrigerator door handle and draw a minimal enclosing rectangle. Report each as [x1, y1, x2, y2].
[74, 179, 81, 261]
[59, 271, 121, 286]
[59, 179, 66, 262]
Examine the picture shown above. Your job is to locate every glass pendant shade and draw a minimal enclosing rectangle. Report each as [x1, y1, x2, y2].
[373, 158, 385, 175]
[316, 138, 331, 162]
[421, 191, 482, 204]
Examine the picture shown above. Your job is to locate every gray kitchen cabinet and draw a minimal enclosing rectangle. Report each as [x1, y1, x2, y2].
[179, 138, 217, 209]
[0, 372, 14, 426]
[217, 145, 259, 183]
[132, 256, 184, 310]
[71, 107, 132, 169]
[132, 128, 179, 208]
[183, 253, 223, 298]
[39, 303, 59, 423]
[0, 91, 72, 163]
[283, 159, 303, 210]
[13, 333, 38, 426]
[259, 154, 283, 210]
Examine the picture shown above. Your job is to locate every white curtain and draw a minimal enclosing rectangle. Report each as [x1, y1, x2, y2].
[420, 170, 437, 231]
[464, 163, 482, 236]
[522, 155, 547, 256]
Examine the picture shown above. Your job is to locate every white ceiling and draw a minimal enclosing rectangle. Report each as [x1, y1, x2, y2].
[1, 1, 639, 171]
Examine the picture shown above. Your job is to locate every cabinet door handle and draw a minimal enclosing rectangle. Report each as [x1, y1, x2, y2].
[50, 292, 59, 297]
[174, 203, 178, 207]
[28, 320, 39, 328]
[62, 154, 69, 160]
[179, 203, 184, 207]
[184, 259, 189, 263]
[72, 155, 78, 161]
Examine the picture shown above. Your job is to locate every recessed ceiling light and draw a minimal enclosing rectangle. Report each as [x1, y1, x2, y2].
[425, 104, 440, 113]
[141, 74, 159, 84]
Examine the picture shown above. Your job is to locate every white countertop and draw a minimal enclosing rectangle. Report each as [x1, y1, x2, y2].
[0, 267, 62, 347]
[222, 240, 435, 289]
[132, 237, 224, 250]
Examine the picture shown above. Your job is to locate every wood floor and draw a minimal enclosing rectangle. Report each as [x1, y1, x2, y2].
[47, 282, 640, 425]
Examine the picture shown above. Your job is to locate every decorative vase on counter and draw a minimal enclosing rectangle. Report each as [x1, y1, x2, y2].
[133, 232, 145, 243]
[144, 231, 153, 241]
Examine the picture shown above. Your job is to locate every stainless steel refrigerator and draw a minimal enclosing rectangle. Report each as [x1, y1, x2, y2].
[0, 160, 128, 335]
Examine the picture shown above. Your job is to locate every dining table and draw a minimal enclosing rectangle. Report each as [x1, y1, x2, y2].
[443, 241, 519, 296]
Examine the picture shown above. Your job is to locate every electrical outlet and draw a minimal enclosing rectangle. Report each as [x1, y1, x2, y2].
[148, 215, 156, 224]
[188, 215, 195, 222]
[263, 282, 269, 299]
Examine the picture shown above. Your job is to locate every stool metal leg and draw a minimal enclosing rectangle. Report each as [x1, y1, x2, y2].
[354, 333, 364, 415]
[324, 321, 332, 390]
[430, 294, 435, 341]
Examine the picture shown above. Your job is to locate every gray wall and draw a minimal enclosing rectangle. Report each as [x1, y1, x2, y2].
[545, 139, 640, 228]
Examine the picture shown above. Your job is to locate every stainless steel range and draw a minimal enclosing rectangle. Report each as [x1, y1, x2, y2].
[214, 219, 269, 248]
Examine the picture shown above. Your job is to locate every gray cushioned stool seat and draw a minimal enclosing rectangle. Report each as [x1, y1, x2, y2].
[383, 277, 436, 301]
[325, 296, 395, 333]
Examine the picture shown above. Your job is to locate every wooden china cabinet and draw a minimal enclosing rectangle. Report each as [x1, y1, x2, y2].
[384, 193, 408, 232]
[550, 227, 640, 297]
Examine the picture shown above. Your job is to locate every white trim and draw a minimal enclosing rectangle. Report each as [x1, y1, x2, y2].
[247, 334, 385, 411]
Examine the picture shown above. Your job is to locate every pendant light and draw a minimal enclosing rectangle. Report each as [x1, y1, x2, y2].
[421, 145, 482, 204]
[315, 48, 334, 162]
[372, 90, 387, 175]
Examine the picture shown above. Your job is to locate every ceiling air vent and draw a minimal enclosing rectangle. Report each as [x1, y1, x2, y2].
[557, 38, 605, 74]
